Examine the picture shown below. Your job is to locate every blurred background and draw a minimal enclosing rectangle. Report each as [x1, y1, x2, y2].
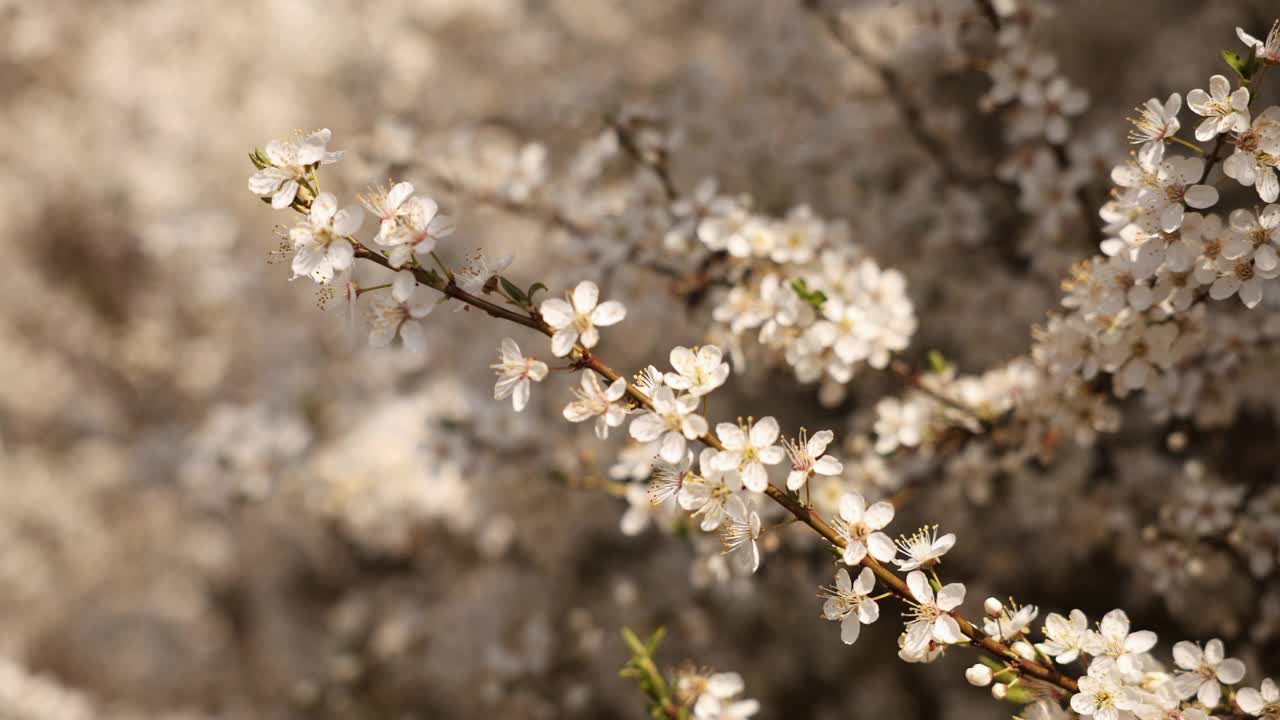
[2, 0, 1280, 718]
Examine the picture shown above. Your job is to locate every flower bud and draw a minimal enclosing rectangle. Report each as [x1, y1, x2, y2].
[1012, 640, 1036, 660]
[991, 682, 1008, 700]
[965, 664, 993, 687]
[984, 597, 1003, 616]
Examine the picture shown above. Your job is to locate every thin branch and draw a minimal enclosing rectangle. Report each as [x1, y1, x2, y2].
[350, 238, 1079, 695]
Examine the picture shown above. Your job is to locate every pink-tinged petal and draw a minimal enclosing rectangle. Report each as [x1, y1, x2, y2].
[756, 446, 785, 465]
[399, 320, 427, 352]
[1216, 658, 1246, 684]
[392, 270, 416, 302]
[311, 192, 338, 224]
[813, 455, 843, 475]
[1204, 639, 1225, 665]
[1124, 630, 1158, 654]
[932, 615, 964, 644]
[853, 568, 876, 594]
[842, 541, 866, 566]
[387, 181, 415, 209]
[906, 571, 933, 604]
[1187, 88, 1212, 113]
[428, 213, 456, 238]
[1185, 184, 1219, 209]
[272, 181, 299, 209]
[539, 298, 574, 328]
[327, 239, 354, 271]
[1260, 168, 1280, 203]
[1241, 279, 1264, 308]
[590, 300, 626, 326]
[571, 281, 599, 313]
[750, 416, 780, 446]
[867, 532, 896, 561]
[1209, 74, 1230, 100]
[1210, 274, 1240, 300]
[1236, 687, 1264, 714]
[550, 329, 578, 357]
[248, 167, 288, 194]
[1197, 679, 1222, 709]
[864, 501, 895, 529]
[716, 423, 746, 450]
[291, 244, 326, 279]
[669, 346, 697, 375]
[1172, 641, 1201, 670]
[659, 432, 686, 464]
[840, 614, 862, 645]
[604, 379, 627, 401]
[839, 493, 865, 523]
[629, 412, 666, 442]
[936, 582, 966, 611]
[857, 599, 879, 624]
[741, 462, 768, 493]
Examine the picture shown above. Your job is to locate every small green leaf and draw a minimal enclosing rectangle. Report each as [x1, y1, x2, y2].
[622, 627, 646, 656]
[927, 350, 950, 375]
[499, 276, 528, 304]
[645, 627, 666, 655]
[1224, 45, 1263, 81]
[789, 278, 827, 310]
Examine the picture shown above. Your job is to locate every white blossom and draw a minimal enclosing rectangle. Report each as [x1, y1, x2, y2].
[820, 567, 879, 645]
[1237, 20, 1280, 65]
[491, 338, 549, 412]
[714, 417, 785, 493]
[1237, 677, 1280, 718]
[289, 192, 362, 284]
[1037, 609, 1090, 664]
[1070, 657, 1135, 720]
[1187, 75, 1250, 141]
[893, 525, 956, 572]
[665, 345, 730, 397]
[540, 281, 627, 357]
[562, 373, 628, 439]
[900, 570, 966, 660]
[248, 128, 342, 209]
[782, 428, 842, 491]
[833, 492, 895, 566]
[368, 270, 433, 351]
[678, 448, 744, 531]
[1128, 93, 1181, 148]
[628, 386, 708, 464]
[383, 196, 456, 269]
[1170, 638, 1246, 708]
[1082, 609, 1158, 669]
[720, 494, 762, 573]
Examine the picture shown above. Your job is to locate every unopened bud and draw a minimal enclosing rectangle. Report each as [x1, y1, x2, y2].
[1012, 640, 1036, 660]
[966, 664, 993, 687]
[984, 597, 1004, 616]
[991, 682, 1008, 700]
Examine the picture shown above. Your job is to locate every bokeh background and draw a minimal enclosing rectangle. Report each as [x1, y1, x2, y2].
[2, 0, 1279, 718]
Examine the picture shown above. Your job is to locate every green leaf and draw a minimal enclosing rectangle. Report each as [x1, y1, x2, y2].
[789, 278, 827, 310]
[622, 627, 646, 656]
[1224, 45, 1263, 81]
[499, 276, 528, 304]
[645, 627, 666, 655]
[927, 350, 950, 375]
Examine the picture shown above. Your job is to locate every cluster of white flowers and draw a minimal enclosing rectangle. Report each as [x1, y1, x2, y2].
[240, 18, 1280, 709]
[683, 193, 917, 403]
[674, 669, 760, 720]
